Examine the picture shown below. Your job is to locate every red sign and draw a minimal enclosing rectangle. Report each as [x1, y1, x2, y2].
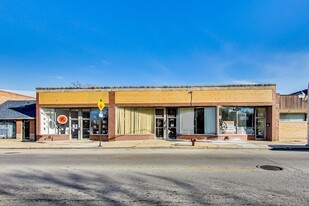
[57, 115, 68, 124]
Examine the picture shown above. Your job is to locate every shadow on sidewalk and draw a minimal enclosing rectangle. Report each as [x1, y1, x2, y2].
[269, 144, 309, 152]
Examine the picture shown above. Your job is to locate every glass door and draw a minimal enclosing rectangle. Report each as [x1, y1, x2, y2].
[255, 108, 266, 140]
[23, 120, 30, 139]
[155, 109, 165, 139]
[82, 110, 90, 139]
[167, 108, 177, 139]
[70, 110, 79, 139]
[71, 119, 79, 139]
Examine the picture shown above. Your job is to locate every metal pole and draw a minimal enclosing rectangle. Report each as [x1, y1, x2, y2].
[99, 115, 102, 147]
[307, 81, 309, 146]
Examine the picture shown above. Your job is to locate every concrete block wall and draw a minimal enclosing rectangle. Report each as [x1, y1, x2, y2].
[279, 122, 308, 142]
[16, 120, 22, 140]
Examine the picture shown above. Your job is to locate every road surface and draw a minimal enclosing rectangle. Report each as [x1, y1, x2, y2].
[0, 149, 308, 205]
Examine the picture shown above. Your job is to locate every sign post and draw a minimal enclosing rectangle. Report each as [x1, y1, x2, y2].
[97, 99, 105, 147]
[307, 82, 309, 146]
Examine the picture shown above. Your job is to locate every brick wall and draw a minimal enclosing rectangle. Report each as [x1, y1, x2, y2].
[279, 122, 308, 142]
[37, 135, 70, 141]
[16, 120, 22, 140]
[114, 134, 154, 141]
[29, 120, 35, 140]
[108, 92, 116, 141]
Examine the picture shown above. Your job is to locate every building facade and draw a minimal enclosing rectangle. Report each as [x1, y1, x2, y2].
[0, 90, 35, 104]
[278, 93, 308, 142]
[36, 84, 278, 141]
[0, 100, 36, 140]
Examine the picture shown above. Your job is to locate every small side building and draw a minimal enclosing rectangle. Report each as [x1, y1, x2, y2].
[0, 100, 36, 140]
[278, 90, 308, 142]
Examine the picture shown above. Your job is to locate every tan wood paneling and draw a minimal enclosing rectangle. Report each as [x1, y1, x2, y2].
[39, 92, 109, 105]
[279, 95, 307, 111]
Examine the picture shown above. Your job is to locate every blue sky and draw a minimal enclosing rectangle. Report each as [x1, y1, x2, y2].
[1, 0, 309, 96]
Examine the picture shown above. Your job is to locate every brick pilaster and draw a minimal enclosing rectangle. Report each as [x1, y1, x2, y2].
[108, 91, 116, 141]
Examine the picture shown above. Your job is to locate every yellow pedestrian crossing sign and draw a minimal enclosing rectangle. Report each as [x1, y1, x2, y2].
[98, 99, 105, 111]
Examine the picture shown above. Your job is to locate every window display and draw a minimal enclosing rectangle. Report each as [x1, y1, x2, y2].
[219, 107, 254, 135]
[40, 108, 109, 137]
[90, 108, 108, 135]
[0, 121, 16, 139]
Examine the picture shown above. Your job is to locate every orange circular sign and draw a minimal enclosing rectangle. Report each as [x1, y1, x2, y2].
[57, 115, 68, 124]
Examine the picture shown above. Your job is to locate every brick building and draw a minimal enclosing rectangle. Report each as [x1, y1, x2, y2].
[0, 90, 34, 104]
[0, 100, 36, 140]
[36, 84, 280, 142]
[0, 90, 36, 140]
[278, 90, 308, 142]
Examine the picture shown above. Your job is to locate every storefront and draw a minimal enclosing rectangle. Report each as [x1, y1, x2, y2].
[0, 100, 36, 140]
[0, 120, 16, 139]
[40, 108, 108, 140]
[36, 84, 277, 141]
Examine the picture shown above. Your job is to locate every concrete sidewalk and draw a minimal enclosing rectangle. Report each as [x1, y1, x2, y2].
[0, 139, 308, 150]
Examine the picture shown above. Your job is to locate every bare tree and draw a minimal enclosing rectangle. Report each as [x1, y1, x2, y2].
[71, 80, 83, 87]
[71, 80, 98, 88]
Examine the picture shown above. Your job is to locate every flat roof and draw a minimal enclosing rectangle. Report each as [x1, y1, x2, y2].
[36, 84, 276, 92]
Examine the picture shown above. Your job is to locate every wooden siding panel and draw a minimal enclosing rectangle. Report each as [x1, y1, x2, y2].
[279, 95, 307, 111]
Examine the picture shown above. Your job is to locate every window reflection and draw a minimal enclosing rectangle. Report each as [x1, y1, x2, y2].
[219, 107, 255, 135]
[90, 108, 108, 134]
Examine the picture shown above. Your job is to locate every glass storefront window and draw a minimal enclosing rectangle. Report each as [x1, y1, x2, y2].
[0, 121, 16, 139]
[219, 107, 254, 135]
[179, 108, 194, 134]
[55, 109, 69, 135]
[280, 113, 306, 122]
[205, 107, 216, 134]
[117, 107, 154, 134]
[195, 108, 204, 134]
[179, 107, 216, 135]
[41, 108, 109, 137]
[40, 108, 56, 135]
[90, 108, 108, 135]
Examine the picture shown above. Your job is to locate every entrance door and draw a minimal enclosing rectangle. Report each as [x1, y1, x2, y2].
[167, 108, 177, 139]
[82, 110, 90, 139]
[70, 109, 91, 140]
[23, 120, 30, 139]
[255, 108, 266, 140]
[155, 109, 165, 139]
[71, 119, 79, 139]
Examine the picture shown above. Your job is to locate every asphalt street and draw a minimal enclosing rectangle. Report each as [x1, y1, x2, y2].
[0, 149, 308, 205]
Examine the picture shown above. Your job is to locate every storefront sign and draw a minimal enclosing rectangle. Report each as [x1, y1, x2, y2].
[57, 115, 68, 124]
